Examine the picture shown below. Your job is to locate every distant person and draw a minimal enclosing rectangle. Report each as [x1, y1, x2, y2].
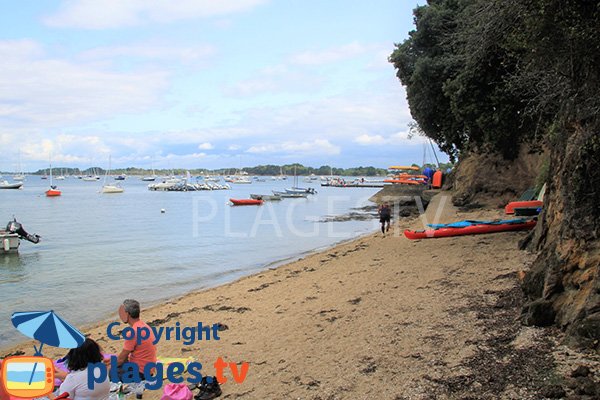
[54, 338, 111, 400]
[117, 299, 157, 380]
[378, 202, 392, 236]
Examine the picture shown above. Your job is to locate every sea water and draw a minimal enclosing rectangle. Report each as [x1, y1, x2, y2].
[0, 177, 380, 347]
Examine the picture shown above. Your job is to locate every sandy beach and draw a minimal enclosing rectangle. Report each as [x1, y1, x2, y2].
[3, 192, 597, 399]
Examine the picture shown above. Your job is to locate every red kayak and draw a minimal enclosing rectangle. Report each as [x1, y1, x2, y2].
[404, 220, 536, 240]
[505, 200, 542, 214]
[230, 198, 263, 206]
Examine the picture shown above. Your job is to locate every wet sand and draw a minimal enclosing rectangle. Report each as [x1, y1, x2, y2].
[4, 192, 595, 399]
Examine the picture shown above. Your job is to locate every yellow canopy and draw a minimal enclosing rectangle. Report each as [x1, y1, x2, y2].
[388, 165, 420, 171]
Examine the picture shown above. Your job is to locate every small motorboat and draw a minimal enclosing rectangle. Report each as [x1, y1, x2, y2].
[250, 194, 282, 201]
[1, 218, 40, 253]
[0, 180, 23, 189]
[272, 190, 308, 198]
[230, 198, 263, 206]
[285, 187, 316, 194]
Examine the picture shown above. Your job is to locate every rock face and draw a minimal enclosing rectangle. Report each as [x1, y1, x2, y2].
[521, 127, 600, 350]
[369, 186, 436, 218]
[449, 146, 544, 209]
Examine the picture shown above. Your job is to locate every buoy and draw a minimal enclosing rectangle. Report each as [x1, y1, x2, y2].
[161, 209, 166, 213]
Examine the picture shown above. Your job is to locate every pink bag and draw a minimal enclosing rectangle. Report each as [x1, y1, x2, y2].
[160, 383, 193, 400]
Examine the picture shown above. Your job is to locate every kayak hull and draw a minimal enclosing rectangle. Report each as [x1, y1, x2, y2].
[230, 198, 263, 206]
[404, 220, 536, 240]
[505, 200, 542, 214]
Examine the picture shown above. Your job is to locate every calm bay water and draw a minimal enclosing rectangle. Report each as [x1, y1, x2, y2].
[0, 176, 379, 347]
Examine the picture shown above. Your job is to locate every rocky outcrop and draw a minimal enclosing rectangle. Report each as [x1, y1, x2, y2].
[521, 126, 600, 350]
[449, 146, 545, 209]
[369, 185, 434, 207]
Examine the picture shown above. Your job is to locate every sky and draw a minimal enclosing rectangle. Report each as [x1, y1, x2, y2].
[0, 0, 442, 171]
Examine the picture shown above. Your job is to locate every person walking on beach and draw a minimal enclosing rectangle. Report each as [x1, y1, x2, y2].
[378, 202, 392, 236]
[116, 299, 157, 379]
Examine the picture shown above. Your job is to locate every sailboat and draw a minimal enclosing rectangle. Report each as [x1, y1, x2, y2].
[141, 162, 157, 181]
[55, 168, 65, 180]
[45, 158, 61, 197]
[13, 150, 25, 181]
[285, 165, 315, 194]
[101, 156, 124, 194]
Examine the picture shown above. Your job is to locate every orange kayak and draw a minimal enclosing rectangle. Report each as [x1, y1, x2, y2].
[383, 179, 423, 185]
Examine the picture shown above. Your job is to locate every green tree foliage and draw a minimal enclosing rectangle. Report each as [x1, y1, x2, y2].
[390, 1, 466, 159]
[389, 0, 548, 160]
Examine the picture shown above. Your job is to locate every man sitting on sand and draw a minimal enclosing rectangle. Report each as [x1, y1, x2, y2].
[117, 299, 157, 380]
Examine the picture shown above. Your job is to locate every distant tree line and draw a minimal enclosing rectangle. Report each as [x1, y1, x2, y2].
[24, 164, 346, 176]
[23, 163, 454, 177]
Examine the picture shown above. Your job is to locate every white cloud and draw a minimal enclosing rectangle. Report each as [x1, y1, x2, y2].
[198, 142, 214, 150]
[289, 42, 368, 66]
[246, 139, 340, 156]
[354, 134, 386, 145]
[165, 152, 207, 159]
[44, 0, 269, 29]
[354, 131, 426, 146]
[224, 64, 324, 97]
[228, 144, 241, 151]
[80, 43, 215, 65]
[0, 39, 168, 128]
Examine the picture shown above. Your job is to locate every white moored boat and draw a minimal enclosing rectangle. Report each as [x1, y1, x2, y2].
[101, 156, 124, 194]
[0, 180, 23, 189]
